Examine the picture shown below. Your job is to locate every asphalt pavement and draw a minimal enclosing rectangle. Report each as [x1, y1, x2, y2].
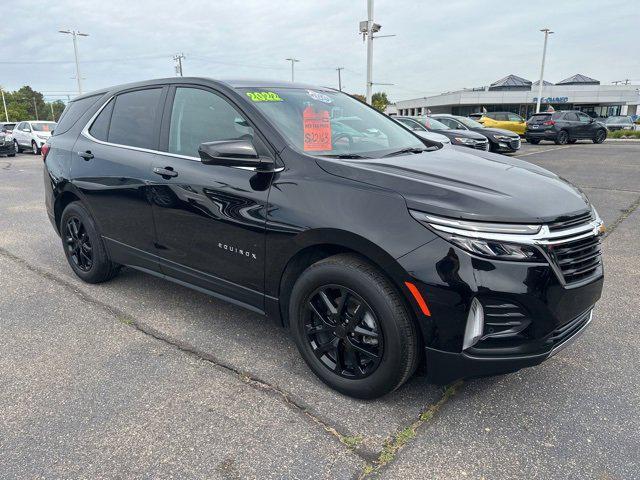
[0, 141, 638, 479]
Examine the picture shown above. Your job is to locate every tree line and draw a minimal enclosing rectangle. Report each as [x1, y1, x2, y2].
[1, 86, 66, 123]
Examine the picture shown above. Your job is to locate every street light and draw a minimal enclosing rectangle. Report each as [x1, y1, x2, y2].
[59, 29, 89, 95]
[285, 58, 300, 82]
[536, 28, 553, 113]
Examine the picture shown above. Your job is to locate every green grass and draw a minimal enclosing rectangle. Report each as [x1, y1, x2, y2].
[608, 129, 640, 139]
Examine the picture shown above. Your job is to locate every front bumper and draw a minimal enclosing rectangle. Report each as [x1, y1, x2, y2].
[425, 309, 592, 384]
[492, 137, 521, 152]
[0, 141, 16, 154]
[398, 234, 603, 384]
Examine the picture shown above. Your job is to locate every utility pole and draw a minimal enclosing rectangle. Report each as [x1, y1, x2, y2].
[536, 28, 553, 113]
[1, 88, 8, 122]
[50, 102, 56, 121]
[173, 53, 185, 76]
[336, 67, 344, 91]
[33, 97, 39, 120]
[285, 58, 300, 82]
[359, 0, 393, 105]
[59, 30, 89, 95]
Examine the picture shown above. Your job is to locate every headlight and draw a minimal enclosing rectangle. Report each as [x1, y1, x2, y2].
[409, 210, 546, 262]
[454, 137, 476, 145]
[493, 135, 514, 141]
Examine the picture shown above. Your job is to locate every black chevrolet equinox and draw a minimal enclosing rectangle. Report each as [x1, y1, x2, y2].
[44, 78, 605, 399]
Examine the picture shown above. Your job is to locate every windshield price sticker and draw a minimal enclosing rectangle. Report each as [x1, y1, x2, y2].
[246, 91, 283, 102]
[303, 107, 332, 151]
[306, 90, 332, 104]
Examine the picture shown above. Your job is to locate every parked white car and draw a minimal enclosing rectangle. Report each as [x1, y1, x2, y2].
[12, 121, 56, 154]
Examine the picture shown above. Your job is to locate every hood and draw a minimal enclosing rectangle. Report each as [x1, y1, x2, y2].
[414, 130, 451, 144]
[473, 127, 518, 137]
[435, 129, 487, 140]
[316, 147, 590, 223]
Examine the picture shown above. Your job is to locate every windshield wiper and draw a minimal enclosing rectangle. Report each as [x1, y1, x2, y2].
[382, 147, 428, 157]
[318, 153, 371, 159]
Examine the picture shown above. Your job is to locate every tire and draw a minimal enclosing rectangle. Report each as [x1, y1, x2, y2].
[593, 129, 606, 144]
[60, 202, 120, 283]
[555, 130, 569, 145]
[527, 138, 540, 145]
[8, 152, 15, 157]
[289, 253, 419, 399]
[14, 140, 21, 153]
[31, 141, 39, 155]
[568, 139, 578, 144]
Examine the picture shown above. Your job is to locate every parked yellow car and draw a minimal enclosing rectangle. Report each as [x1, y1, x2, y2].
[471, 112, 527, 135]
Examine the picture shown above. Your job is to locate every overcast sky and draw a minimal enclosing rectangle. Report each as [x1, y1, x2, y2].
[1, 0, 638, 102]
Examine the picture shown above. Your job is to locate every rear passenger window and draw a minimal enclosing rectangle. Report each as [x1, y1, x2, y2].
[107, 88, 162, 149]
[53, 94, 102, 136]
[564, 113, 578, 121]
[89, 99, 114, 141]
[168, 87, 254, 158]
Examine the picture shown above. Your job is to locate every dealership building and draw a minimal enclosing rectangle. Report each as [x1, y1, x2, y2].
[388, 74, 640, 119]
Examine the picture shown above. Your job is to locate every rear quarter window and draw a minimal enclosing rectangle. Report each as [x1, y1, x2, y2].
[53, 94, 103, 136]
[107, 88, 163, 149]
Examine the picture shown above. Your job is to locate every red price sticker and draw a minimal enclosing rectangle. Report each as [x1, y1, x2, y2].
[303, 106, 331, 151]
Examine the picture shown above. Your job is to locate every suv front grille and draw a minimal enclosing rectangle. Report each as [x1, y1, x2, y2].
[547, 235, 602, 284]
[548, 211, 593, 231]
[551, 309, 591, 346]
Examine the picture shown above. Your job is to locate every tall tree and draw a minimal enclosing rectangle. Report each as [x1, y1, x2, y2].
[371, 92, 389, 112]
[1, 85, 67, 122]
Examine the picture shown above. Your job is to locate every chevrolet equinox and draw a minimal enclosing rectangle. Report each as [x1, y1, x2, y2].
[44, 78, 605, 399]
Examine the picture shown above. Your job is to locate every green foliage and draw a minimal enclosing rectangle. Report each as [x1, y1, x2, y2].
[0, 85, 67, 122]
[608, 129, 640, 139]
[371, 92, 389, 112]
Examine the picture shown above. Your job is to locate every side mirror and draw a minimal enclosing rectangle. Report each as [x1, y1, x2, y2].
[198, 140, 274, 171]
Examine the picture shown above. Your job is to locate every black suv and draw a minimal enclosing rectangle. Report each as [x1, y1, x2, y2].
[44, 78, 604, 398]
[525, 110, 608, 145]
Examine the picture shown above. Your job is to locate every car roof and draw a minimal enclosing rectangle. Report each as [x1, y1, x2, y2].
[72, 77, 337, 102]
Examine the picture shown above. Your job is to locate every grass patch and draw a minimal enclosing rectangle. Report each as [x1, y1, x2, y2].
[359, 381, 462, 478]
[341, 435, 363, 449]
[608, 129, 640, 139]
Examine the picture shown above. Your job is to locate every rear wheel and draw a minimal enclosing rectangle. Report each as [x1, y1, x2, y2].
[14, 140, 21, 153]
[31, 141, 39, 155]
[593, 129, 606, 144]
[289, 254, 419, 399]
[555, 130, 569, 145]
[60, 202, 120, 283]
[527, 138, 540, 144]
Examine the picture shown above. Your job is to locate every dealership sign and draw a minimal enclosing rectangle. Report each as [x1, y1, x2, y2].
[533, 96, 569, 103]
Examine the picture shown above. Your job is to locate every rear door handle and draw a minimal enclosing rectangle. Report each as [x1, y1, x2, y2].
[153, 167, 178, 178]
[78, 151, 94, 160]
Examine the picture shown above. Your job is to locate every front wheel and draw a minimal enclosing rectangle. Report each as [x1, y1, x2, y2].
[14, 140, 21, 153]
[593, 129, 607, 144]
[289, 254, 419, 399]
[31, 141, 39, 155]
[60, 202, 120, 283]
[555, 130, 569, 145]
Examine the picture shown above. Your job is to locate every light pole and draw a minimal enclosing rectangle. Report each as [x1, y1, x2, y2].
[536, 28, 553, 113]
[1, 88, 8, 122]
[359, 0, 394, 105]
[336, 67, 344, 91]
[285, 58, 300, 82]
[59, 29, 89, 95]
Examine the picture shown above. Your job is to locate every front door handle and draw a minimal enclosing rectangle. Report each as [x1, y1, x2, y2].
[153, 167, 178, 178]
[78, 151, 94, 160]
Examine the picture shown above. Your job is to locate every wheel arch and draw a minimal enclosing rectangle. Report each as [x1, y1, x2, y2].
[274, 229, 416, 329]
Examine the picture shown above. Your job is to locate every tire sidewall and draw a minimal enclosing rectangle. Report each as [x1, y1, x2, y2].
[60, 202, 110, 283]
[556, 130, 568, 144]
[289, 260, 409, 398]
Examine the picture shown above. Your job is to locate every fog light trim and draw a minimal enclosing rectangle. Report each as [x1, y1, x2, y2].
[463, 298, 484, 350]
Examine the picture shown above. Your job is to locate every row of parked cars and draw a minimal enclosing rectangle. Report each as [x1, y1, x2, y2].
[0, 120, 57, 156]
[393, 109, 618, 153]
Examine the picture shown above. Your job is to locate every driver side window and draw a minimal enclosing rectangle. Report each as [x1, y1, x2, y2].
[168, 87, 255, 158]
[439, 118, 459, 129]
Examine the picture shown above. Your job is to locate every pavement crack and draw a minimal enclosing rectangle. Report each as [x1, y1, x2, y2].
[0, 246, 369, 462]
[602, 195, 640, 239]
[358, 381, 462, 479]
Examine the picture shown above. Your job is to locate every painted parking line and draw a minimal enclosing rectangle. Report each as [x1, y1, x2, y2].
[514, 145, 573, 157]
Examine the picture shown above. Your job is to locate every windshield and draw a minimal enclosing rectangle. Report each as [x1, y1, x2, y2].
[415, 116, 450, 130]
[606, 116, 630, 124]
[32, 122, 56, 132]
[239, 88, 424, 157]
[455, 117, 484, 129]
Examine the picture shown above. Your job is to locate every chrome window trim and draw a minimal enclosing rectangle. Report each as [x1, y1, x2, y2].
[81, 94, 284, 172]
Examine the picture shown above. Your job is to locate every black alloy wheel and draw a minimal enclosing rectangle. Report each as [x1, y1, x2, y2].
[593, 129, 606, 144]
[555, 130, 569, 145]
[65, 216, 93, 272]
[305, 284, 383, 379]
